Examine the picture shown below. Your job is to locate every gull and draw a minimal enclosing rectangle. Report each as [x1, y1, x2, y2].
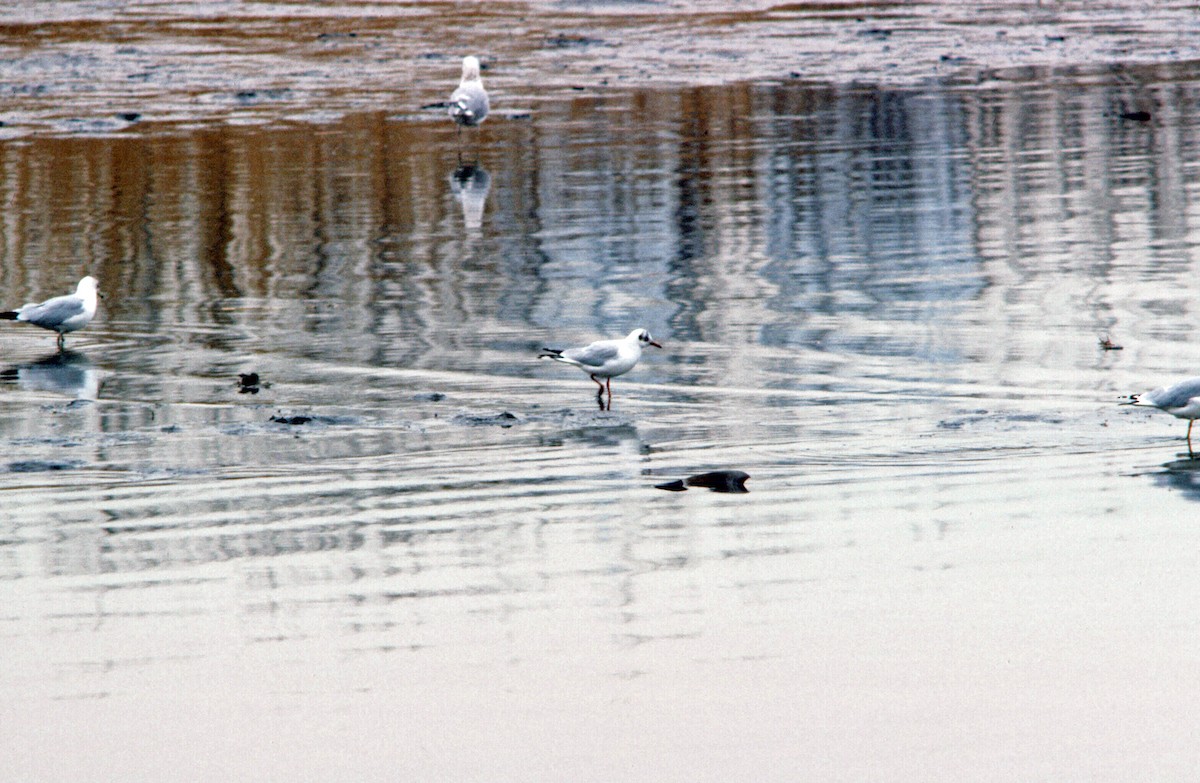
[539, 328, 662, 410]
[1122, 377, 1200, 455]
[449, 55, 489, 129]
[0, 276, 99, 350]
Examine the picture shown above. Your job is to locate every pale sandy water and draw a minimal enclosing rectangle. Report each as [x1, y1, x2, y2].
[4, 3, 1200, 781]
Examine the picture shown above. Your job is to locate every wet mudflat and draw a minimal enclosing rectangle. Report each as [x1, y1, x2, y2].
[4, 3, 1200, 781]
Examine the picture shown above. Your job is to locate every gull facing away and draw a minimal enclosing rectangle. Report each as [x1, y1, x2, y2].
[1122, 377, 1200, 455]
[449, 55, 489, 128]
[0, 276, 99, 350]
[539, 329, 662, 410]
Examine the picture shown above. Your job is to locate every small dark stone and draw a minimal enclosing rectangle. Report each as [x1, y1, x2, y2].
[117, 112, 141, 122]
[1119, 111, 1151, 122]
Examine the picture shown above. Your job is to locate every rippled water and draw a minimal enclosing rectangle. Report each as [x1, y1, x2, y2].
[5, 53, 1200, 780]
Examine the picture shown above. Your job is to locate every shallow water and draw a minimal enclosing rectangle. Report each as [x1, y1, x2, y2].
[4, 19, 1200, 783]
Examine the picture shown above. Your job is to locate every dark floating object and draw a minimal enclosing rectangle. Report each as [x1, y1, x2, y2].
[117, 112, 141, 122]
[451, 411, 521, 428]
[238, 372, 270, 394]
[1119, 110, 1151, 122]
[545, 34, 605, 48]
[1099, 336, 1123, 351]
[270, 414, 312, 426]
[8, 459, 84, 473]
[655, 470, 750, 494]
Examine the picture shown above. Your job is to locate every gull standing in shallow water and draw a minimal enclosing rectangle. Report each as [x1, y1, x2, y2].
[0, 276, 99, 351]
[539, 329, 662, 410]
[1123, 377, 1200, 455]
[448, 55, 489, 129]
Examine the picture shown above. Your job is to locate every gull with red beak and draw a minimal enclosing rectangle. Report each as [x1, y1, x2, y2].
[539, 328, 662, 410]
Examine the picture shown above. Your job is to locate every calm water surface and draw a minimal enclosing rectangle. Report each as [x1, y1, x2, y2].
[4, 61, 1200, 780]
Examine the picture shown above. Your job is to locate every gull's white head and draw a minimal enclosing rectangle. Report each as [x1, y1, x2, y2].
[77, 276, 99, 295]
[629, 328, 663, 349]
[461, 55, 482, 83]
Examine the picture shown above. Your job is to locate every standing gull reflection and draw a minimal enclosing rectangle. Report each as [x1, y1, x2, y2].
[0, 350, 99, 400]
[449, 162, 491, 230]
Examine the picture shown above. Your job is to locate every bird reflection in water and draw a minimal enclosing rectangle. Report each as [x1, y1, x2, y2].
[0, 349, 99, 400]
[449, 161, 491, 231]
[1151, 455, 1200, 502]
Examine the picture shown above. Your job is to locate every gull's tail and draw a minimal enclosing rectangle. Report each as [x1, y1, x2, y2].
[0, 311, 17, 321]
[538, 348, 563, 360]
[1120, 393, 1147, 406]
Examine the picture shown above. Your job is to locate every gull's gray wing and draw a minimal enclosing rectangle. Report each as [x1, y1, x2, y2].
[563, 342, 619, 368]
[20, 294, 84, 328]
[1149, 377, 1200, 408]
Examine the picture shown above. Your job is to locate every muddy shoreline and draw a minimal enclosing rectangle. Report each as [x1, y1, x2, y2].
[2, 1, 1198, 135]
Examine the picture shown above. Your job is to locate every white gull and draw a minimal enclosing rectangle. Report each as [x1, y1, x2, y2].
[1123, 376, 1200, 455]
[1, 276, 99, 350]
[539, 328, 662, 410]
[449, 55, 489, 128]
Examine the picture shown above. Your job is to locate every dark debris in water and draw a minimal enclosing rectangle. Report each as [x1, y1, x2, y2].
[268, 413, 358, 426]
[8, 459, 85, 473]
[655, 470, 750, 494]
[270, 414, 312, 426]
[238, 372, 270, 394]
[546, 34, 606, 48]
[451, 411, 521, 428]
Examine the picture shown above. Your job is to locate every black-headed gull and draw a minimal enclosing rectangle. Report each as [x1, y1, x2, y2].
[0, 276, 99, 350]
[1123, 377, 1200, 455]
[539, 328, 662, 410]
[449, 56, 489, 128]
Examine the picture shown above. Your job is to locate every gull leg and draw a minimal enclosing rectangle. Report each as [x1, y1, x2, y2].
[606, 377, 612, 411]
[591, 374, 606, 411]
[1189, 420, 1195, 457]
[56, 333, 65, 352]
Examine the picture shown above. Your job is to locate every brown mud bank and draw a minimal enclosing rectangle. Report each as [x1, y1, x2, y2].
[1, 1, 1198, 135]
